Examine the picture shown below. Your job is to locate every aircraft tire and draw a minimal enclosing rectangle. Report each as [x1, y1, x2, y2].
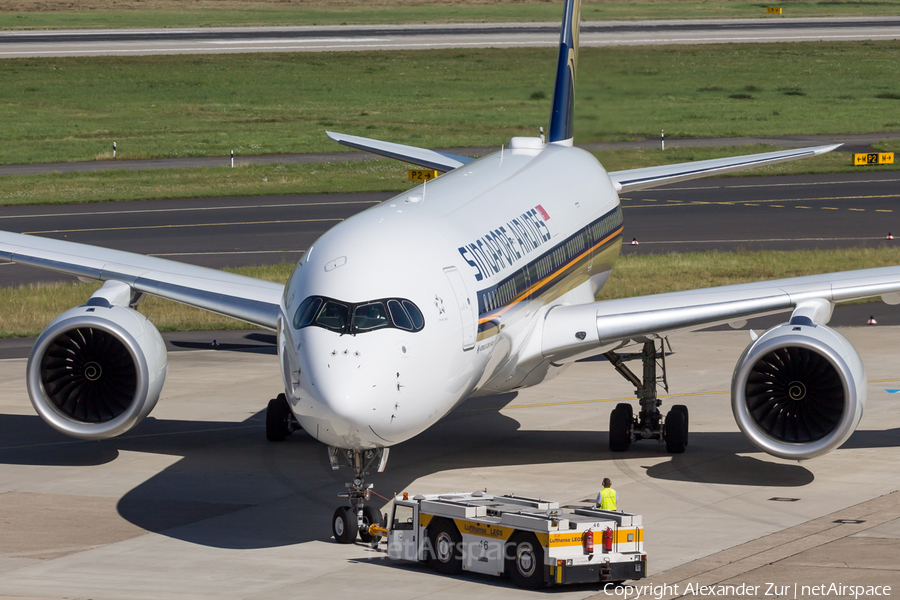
[609, 405, 632, 452]
[358, 505, 383, 544]
[672, 404, 689, 446]
[665, 408, 687, 454]
[506, 532, 545, 590]
[266, 394, 292, 442]
[332, 506, 359, 544]
[427, 518, 463, 575]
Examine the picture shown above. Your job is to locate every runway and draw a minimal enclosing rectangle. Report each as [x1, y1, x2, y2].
[2, 17, 900, 58]
[1, 171, 898, 287]
[0, 328, 897, 598]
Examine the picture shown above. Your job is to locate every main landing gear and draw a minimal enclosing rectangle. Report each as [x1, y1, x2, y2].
[265, 393, 301, 441]
[604, 340, 689, 454]
[329, 447, 389, 545]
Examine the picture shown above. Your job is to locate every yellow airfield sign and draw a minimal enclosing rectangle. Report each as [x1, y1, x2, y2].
[854, 152, 895, 166]
[766, 7, 782, 13]
[408, 169, 438, 181]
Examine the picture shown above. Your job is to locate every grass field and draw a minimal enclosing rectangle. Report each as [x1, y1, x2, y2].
[2, 247, 896, 338]
[2, 43, 900, 166]
[2, 144, 897, 207]
[2, 1, 900, 29]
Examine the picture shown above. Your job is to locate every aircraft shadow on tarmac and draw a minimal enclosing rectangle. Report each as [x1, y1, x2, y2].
[2, 397, 898, 550]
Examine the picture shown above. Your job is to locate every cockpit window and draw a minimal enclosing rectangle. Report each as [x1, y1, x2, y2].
[402, 300, 425, 330]
[387, 299, 413, 331]
[352, 302, 390, 332]
[292, 296, 424, 334]
[314, 300, 349, 331]
[292, 296, 322, 329]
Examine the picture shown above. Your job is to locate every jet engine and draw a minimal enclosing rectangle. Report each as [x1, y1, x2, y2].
[27, 302, 168, 440]
[731, 322, 865, 460]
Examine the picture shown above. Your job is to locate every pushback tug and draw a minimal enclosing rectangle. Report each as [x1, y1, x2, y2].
[364, 491, 646, 590]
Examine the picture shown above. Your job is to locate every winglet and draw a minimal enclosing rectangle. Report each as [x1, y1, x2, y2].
[547, 0, 581, 146]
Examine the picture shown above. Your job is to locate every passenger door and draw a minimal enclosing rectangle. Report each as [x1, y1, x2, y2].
[444, 267, 476, 350]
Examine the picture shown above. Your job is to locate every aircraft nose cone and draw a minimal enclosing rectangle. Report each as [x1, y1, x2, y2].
[298, 340, 400, 444]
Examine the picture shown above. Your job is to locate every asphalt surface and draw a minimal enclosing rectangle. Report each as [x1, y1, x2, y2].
[2, 17, 900, 58]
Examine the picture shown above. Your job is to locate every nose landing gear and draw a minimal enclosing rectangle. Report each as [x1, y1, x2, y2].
[604, 339, 689, 454]
[265, 393, 300, 442]
[329, 447, 389, 545]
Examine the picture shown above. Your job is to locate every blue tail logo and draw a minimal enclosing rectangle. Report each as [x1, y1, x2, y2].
[548, 0, 581, 145]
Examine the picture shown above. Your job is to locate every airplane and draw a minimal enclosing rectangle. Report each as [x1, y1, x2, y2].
[0, 0, 891, 549]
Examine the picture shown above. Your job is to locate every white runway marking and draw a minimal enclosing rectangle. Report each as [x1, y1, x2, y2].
[150, 249, 305, 257]
[638, 236, 887, 244]
[0, 199, 379, 221]
[205, 38, 387, 44]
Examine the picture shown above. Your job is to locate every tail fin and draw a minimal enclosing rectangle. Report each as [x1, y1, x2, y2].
[548, 0, 581, 146]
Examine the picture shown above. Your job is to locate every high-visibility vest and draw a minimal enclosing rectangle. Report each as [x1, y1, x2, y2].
[599, 487, 617, 510]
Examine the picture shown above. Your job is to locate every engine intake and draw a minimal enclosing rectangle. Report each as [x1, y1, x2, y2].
[27, 304, 168, 440]
[732, 323, 865, 460]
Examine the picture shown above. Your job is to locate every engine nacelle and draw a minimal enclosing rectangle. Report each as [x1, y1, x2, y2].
[27, 303, 168, 440]
[731, 322, 865, 460]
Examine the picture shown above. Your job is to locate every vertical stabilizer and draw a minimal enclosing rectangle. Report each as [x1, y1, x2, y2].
[547, 0, 581, 146]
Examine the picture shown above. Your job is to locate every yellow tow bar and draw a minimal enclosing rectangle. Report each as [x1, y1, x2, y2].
[368, 524, 389, 537]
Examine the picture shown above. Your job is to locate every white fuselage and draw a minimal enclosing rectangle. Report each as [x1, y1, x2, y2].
[277, 142, 622, 450]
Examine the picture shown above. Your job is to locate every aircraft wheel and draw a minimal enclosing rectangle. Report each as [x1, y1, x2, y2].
[358, 505, 384, 544]
[609, 404, 633, 452]
[506, 532, 545, 590]
[266, 393, 293, 442]
[427, 519, 463, 575]
[672, 404, 689, 446]
[332, 506, 359, 544]
[665, 407, 687, 454]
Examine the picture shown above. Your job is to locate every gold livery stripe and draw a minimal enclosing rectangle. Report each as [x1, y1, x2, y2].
[477, 225, 624, 325]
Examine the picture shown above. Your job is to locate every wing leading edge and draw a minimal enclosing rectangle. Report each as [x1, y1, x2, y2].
[607, 144, 841, 193]
[541, 266, 900, 363]
[0, 231, 284, 329]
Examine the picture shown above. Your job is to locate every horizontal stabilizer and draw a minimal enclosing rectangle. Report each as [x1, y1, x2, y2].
[326, 131, 475, 172]
[608, 144, 841, 193]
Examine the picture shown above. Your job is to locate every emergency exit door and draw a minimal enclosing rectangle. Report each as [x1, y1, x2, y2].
[444, 267, 476, 350]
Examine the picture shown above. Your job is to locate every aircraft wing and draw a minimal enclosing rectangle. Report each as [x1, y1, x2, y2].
[541, 266, 900, 363]
[326, 131, 476, 172]
[0, 231, 284, 329]
[607, 144, 841, 193]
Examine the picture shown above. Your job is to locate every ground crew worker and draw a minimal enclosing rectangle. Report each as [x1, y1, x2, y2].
[596, 478, 617, 510]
